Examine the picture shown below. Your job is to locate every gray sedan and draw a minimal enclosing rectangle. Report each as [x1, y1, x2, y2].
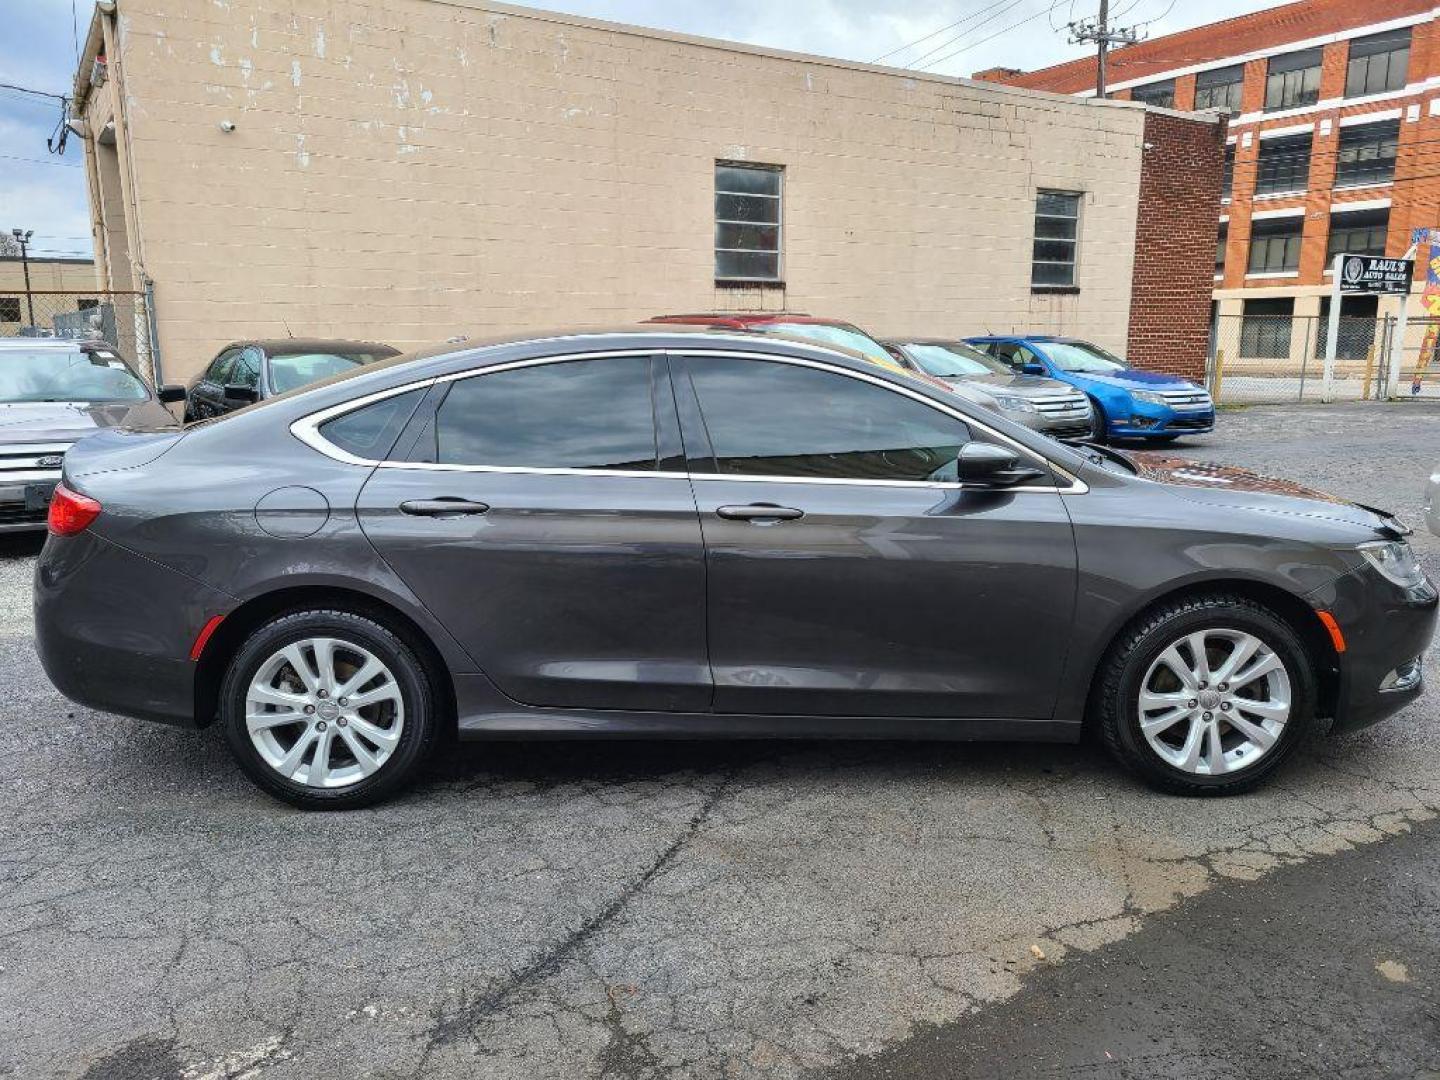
[34, 328, 1437, 809]
[884, 337, 1093, 441]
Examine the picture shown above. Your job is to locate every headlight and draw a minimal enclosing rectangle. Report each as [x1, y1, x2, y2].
[1358, 540, 1427, 588]
[992, 395, 1036, 413]
[1131, 390, 1167, 406]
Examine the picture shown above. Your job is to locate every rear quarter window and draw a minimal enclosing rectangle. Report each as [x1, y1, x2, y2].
[317, 389, 426, 460]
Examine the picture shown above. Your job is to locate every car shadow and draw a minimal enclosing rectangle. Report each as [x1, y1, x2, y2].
[0, 534, 45, 559]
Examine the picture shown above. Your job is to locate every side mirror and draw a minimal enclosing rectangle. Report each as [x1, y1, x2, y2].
[156, 383, 187, 404]
[1021, 363, 1046, 376]
[223, 383, 259, 404]
[956, 442, 1047, 487]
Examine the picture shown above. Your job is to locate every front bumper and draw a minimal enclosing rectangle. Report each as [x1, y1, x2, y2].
[34, 528, 234, 727]
[1308, 565, 1439, 733]
[1108, 405, 1215, 439]
[1022, 413, 1095, 442]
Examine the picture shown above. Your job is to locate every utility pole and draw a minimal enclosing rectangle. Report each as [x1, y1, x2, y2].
[11, 229, 34, 327]
[1068, 0, 1142, 98]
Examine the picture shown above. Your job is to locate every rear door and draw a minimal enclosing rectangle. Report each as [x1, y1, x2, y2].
[673, 350, 1078, 721]
[354, 353, 710, 712]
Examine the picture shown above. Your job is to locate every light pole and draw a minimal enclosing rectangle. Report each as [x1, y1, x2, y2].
[11, 229, 34, 326]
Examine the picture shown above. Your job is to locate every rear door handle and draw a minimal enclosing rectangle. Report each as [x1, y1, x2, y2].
[715, 503, 804, 522]
[399, 498, 491, 517]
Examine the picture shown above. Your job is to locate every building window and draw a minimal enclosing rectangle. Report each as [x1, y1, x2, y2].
[715, 163, 782, 282]
[1216, 222, 1228, 276]
[1248, 216, 1304, 274]
[1254, 133, 1312, 195]
[1130, 79, 1175, 108]
[1195, 65, 1244, 111]
[1032, 191, 1081, 288]
[1335, 119, 1399, 188]
[1327, 207, 1390, 260]
[1346, 28, 1410, 98]
[0, 298, 19, 323]
[76, 297, 100, 311]
[1264, 48, 1322, 112]
[1222, 145, 1235, 200]
[1240, 297, 1295, 358]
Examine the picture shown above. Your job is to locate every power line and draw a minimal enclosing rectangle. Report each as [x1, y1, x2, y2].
[0, 82, 68, 102]
[871, 0, 1017, 64]
[0, 153, 82, 170]
[1067, 0, 1144, 96]
[908, 0, 1029, 70]
[916, 4, 1060, 72]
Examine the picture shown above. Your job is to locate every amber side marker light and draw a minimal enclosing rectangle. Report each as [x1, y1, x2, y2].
[189, 614, 226, 662]
[47, 484, 102, 536]
[1317, 610, 1347, 654]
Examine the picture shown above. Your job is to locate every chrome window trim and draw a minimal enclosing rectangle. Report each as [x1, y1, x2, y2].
[290, 345, 1088, 494]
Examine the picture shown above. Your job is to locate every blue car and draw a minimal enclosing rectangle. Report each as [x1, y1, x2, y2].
[964, 335, 1214, 444]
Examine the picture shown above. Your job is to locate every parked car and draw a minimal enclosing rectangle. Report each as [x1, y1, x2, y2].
[185, 338, 400, 420]
[1427, 462, 1440, 537]
[0, 338, 183, 532]
[965, 335, 1214, 443]
[883, 337, 1094, 442]
[647, 312, 910, 373]
[35, 327, 1435, 809]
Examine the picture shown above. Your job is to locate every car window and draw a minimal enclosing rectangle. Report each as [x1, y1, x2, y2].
[1043, 342, 1127, 374]
[0, 348, 150, 402]
[230, 348, 261, 390]
[270, 350, 391, 394]
[751, 322, 900, 369]
[434, 356, 657, 471]
[899, 343, 1009, 379]
[206, 350, 238, 384]
[686, 356, 971, 483]
[991, 344, 1039, 370]
[319, 388, 427, 459]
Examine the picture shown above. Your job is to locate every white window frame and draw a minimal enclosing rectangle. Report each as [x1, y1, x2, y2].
[714, 162, 784, 283]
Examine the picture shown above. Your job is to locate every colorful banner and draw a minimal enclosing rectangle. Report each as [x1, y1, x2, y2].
[1412, 228, 1440, 394]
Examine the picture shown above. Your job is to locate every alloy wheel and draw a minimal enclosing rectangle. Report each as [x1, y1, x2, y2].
[1136, 628, 1291, 776]
[245, 637, 405, 789]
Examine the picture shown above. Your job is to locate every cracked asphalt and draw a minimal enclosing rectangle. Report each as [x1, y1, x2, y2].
[1, 400, 1438, 1079]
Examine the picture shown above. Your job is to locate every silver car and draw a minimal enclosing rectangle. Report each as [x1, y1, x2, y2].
[1427, 463, 1440, 537]
[884, 338, 1094, 441]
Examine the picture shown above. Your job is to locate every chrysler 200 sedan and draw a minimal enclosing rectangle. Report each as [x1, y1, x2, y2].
[35, 328, 1436, 809]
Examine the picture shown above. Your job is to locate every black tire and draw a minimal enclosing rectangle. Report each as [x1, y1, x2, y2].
[1087, 398, 1109, 445]
[1094, 594, 1317, 796]
[220, 609, 439, 810]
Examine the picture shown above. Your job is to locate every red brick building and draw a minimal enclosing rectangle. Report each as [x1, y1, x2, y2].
[979, 0, 1440, 364]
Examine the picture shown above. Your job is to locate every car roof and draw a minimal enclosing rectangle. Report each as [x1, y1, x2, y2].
[881, 337, 984, 347]
[966, 334, 1072, 344]
[647, 312, 863, 328]
[0, 337, 83, 349]
[219, 338, 400, 356]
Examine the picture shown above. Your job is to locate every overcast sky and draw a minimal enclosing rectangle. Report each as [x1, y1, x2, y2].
[1, 0, 1279, 260]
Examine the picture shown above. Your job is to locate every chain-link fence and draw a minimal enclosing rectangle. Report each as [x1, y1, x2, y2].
[1208, 313, 1392, 404]
[0, 289, 159, 384]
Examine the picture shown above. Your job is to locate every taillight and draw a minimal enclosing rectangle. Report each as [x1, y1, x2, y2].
[47, 484, 102, 536]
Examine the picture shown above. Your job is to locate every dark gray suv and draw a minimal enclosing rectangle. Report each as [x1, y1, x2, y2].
[34, 329, 1437, 808]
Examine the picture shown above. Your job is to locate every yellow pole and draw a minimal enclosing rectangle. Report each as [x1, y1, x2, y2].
[1361, 344, 1377, 400]
[1212, 348, 1225, 403]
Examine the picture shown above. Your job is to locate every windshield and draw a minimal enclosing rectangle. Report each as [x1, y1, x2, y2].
[1043, 341, 1128, 374]
[754, 322, 900, 368]
[899, 342, 1009, 379]
[270, 350, 391, 394]
[0, 348, 149, 402]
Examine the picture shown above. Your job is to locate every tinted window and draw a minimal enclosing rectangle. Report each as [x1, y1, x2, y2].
[687, 357, 971, 483]
[435, 357, 657, 470]
[271, 350, 390, 394]
[319, 388, 426, 459]
[1195, 65, 1244, 111]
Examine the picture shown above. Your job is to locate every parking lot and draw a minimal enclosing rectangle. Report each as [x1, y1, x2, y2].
[3, 400, 1439, 1080]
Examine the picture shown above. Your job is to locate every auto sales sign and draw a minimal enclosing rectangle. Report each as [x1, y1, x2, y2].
[1339, 254, 1414, 294]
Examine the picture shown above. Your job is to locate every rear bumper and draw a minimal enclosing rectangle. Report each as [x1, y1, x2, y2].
[1309, 566, 1439, 733]
[34, 529, 233, 727]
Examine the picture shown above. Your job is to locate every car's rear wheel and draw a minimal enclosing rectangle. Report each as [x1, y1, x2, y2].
[220, 610, 438, 809]
[1095, 595, 1317, 795]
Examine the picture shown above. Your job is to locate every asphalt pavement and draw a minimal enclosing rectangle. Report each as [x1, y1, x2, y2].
[1, 400, 1438, 1079]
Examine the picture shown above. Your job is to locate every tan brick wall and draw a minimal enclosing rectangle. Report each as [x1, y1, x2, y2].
[0, 258, 98, 293]
[85, 0, 1163, 380]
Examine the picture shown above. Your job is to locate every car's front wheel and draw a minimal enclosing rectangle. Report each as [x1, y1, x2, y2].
[1095, 595, 1317, 795]
[220, 610, 439, 809]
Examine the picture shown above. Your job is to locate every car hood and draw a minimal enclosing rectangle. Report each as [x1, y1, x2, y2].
[1061, 368, 1199, 392]
[1127, 453, 1406, 536]
[942, 373, 1079, 397]
[0, 400, 179, 444]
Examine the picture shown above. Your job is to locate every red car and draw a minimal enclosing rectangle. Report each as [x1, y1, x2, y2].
[647, 312, 909, 374]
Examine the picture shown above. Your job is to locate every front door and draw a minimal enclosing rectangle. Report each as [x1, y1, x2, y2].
[672, 352, 1078, 720]
[356, 354, 709, 712]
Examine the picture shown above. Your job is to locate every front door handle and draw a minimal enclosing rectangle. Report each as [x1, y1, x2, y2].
[399, 498, 491, 517]
[715, 503, 804, 522]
